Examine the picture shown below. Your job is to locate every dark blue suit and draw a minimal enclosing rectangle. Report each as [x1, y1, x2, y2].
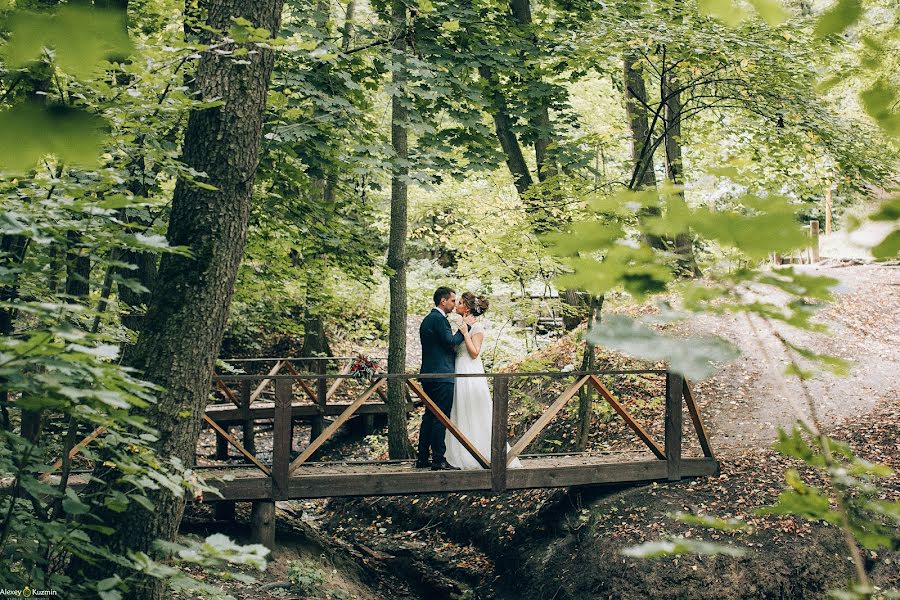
[417, 308, 464, 463]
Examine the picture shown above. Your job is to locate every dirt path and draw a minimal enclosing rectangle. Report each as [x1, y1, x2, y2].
[684, 262, 899, 453]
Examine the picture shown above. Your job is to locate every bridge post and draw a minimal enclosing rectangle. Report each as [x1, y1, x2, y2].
[491, 375, 510, 492]
[215, 427, 228, 460]
[273, 377, 292, 500]
[240, 380, 255, 455]
[311, 360, 327, 441]
[665, 371, 683, 481]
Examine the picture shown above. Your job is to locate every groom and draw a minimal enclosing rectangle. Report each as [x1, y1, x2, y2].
[416, 287, 463, 471]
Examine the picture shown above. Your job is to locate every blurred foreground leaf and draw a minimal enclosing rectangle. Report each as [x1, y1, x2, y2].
[0, 102, 108, 172]
[587, 315, 739, 380]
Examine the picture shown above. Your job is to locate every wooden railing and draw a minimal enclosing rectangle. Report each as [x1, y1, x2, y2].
[40, 368, 714, 495]
[208, 369, 714, 499]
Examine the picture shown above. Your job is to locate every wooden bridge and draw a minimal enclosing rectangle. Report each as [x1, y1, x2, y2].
[199, 365, 717, 547]
[40, 360, 718, 549]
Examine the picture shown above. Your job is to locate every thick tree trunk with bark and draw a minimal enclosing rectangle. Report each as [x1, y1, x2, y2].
[623, 53, 657, 191]
[478, 65, 534, 197]
[385, 0, 414, 459]
[67, 0, 284, 595]
[509, 0, 556, 183]
[623, 53, 669, 252]
[662, 64, 701, 277]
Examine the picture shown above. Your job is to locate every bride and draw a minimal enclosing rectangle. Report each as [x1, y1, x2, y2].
[445, 292, 522, 470]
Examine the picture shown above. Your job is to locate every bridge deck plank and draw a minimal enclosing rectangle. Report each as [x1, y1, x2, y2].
[199, 454, 718, 500]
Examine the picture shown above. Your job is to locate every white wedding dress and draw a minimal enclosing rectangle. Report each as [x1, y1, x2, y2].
[445, 323, 522, 470]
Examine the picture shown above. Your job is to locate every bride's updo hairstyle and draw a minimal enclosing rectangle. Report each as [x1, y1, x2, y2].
[461, 292, 490, 317]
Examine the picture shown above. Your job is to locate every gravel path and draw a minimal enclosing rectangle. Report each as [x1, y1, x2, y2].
[685, 262, 899, 453]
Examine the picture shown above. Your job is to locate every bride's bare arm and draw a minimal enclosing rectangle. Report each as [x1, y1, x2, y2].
[461, 323, 484, 359]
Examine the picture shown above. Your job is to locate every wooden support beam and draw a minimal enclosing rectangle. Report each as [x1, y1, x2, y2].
[214, 501, 236, 521]
[214, 377, 242, 408]
[491, 375, 510, 492]
[202, 414, 270, 476]
[665, 372, 683, 481]
[282, 360, 319, 403]
[240, 380, 255, 455]
[376, 386, 389, 403]
[215, 426, 229, 460]
[207, 457, 721, 501]
[251, 500, 276, 550]
[587, 375, 666, 460]
[682, 380, 713, 458]
[289, 378, 385, 473]
[272, 378, 292, 500]
[507, 375, 590, 463]
[326, 362, 352, 400]
[406, 379, 490, 469]
[40, 426, 107, 481]
[312, 360, 328, 439]
[249, 359, 285, 404]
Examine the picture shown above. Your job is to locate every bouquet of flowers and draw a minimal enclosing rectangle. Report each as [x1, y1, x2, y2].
[349, 354, 383, 380]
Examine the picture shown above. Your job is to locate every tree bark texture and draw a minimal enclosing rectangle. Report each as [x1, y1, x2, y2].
[662, 61, 701, 276]
[68, 0, 284, 595]
[477, 65, 534, 198]
[386, 0, 414, 459]
[509, 0, 556, 183]
[623, 53, 657, 191]
[623, 53, 669, 252]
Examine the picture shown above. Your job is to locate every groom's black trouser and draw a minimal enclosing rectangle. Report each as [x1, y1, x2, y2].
[417, 381, 454, 463]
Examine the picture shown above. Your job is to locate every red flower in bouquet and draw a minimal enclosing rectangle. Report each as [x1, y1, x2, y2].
[349, 354, 383, 379]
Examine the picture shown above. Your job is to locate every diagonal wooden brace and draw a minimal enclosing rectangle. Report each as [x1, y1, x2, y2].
[683, 380, 714, 458]
[406, 379, 490, 469]
[39, 426, 107, 481]
[249, 359, 286, 404]
[204, 414, 271, 476]
[588, 375, 666, 459]
[289, 378, 385, 473]
[214, 377, 242, 408]
[282, 360, 320, 404]
[506, 375, 590, 464]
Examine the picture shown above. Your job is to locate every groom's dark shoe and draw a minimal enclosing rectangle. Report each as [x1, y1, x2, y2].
[415, 459, 431, 469]
[430, 460, 460, 471]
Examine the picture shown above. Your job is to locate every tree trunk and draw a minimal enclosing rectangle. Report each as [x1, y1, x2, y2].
[68, 0, 284, 595]
[117, 246, 158, 335]
[385, 0, 414, 459]
[477, 65, 534, 198]
[341, 0, 356, 51]
[624, 53, 657, 192]
[662, 51, 701, 277]
[1, 235, 29, 435]
[509, 0, 556, 184]
[623, 53, 669, 252]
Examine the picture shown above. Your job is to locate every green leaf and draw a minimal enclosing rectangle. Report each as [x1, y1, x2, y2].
[62, 488, 90, 515]
[622, 537, 747, 558]
[870, 196, 900, 222]
[697, 0, 747, 27]
[674, 512, 752, 532]
[814, 0, 863, 38]
[747, 0, 788, 25]
[0, 103, 108, 172]
[860, 80, 900, 137]
[4, 5, 133, 78]
[871, 230, 900, 260]
[588, 315, 740, 380]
